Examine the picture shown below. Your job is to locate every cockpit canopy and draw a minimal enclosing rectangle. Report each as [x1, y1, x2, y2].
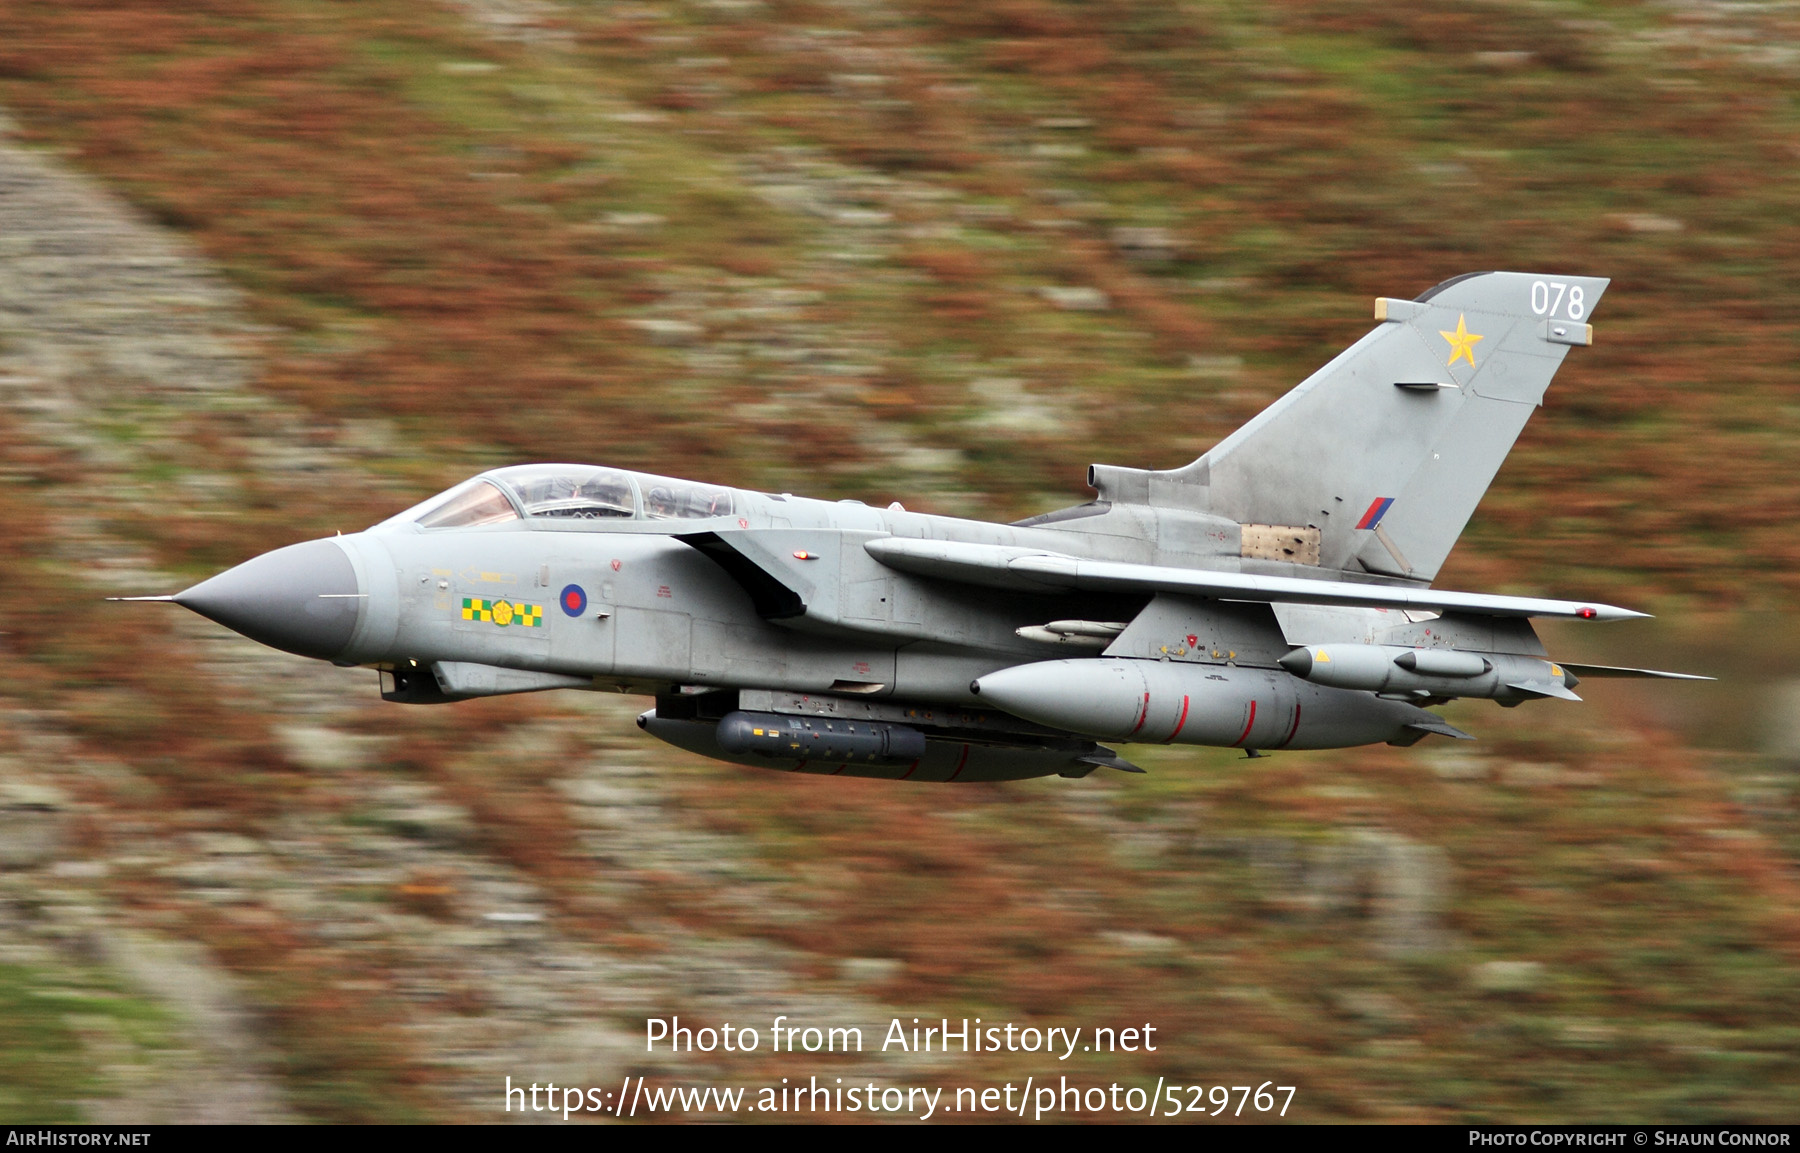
[499, 464, 635, 521]
[406, 464, 735, 529]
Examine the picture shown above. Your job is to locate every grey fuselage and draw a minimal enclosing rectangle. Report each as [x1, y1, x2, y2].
[180, 468, 1484, 782]
[170, 273, 1651, 782]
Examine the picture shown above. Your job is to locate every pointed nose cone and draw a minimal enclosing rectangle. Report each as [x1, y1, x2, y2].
[972, 659, 1149, 738]
[175, 538, 361, 661]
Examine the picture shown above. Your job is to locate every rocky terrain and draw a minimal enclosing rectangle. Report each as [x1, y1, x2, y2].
[0, 0, 1796, 1123]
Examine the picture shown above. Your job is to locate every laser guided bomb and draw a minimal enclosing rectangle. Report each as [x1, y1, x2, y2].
[125, 272, 1707, 781]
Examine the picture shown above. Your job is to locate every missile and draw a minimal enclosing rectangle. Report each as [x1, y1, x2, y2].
[1277, 644, 1580, 702]
[1015, 619, 1127, 649]
[970, 658, 1435, 749]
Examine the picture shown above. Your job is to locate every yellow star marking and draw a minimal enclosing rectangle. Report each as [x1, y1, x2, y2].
[1440, 313, 1483, 368]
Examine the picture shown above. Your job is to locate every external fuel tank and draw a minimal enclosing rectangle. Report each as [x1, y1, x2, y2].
[970, 659, 1435, 750]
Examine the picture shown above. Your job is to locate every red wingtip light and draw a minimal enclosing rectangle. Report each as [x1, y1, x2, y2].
[793, 550, 815, 560]
[1578, 607, 1597, 619]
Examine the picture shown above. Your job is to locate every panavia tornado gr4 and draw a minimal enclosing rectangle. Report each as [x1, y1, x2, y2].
[134, 272, 1705, 782]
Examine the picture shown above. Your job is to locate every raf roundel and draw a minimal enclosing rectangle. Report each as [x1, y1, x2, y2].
[560, 583, 588, 618]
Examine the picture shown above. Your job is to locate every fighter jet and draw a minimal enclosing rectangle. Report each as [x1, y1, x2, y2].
[129, 271, 1706, 782]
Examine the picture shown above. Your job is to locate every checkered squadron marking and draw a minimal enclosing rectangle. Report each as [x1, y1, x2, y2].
[460, 597, 544, 627]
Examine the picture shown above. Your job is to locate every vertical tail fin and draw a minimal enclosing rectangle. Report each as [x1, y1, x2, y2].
[1167, 271, 1607, 582]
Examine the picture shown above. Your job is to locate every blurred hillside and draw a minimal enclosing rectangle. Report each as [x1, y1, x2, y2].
[0, 0, 1796, 1123]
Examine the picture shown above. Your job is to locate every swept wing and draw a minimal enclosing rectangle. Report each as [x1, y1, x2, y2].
[861, 537, 1646, 622]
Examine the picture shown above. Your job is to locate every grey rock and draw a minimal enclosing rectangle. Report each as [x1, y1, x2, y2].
[1762, 679, 1800, 763]
[0, 778, 71, 869]
[0, 808, 69, 869]
[275, 725, 387, 772]
[93, 929, 296, 1122]
[838, 957, 903, 983]
[628, 317, 704, 346]
[1425, 749, 1489, 780]
[1472, 960, 1548, 994]
[1098, 930, 1180, 955]
[1110, 226, 1180, 263]
[1358, 831, 1450, 958]
[1038, 285, 1110, 311]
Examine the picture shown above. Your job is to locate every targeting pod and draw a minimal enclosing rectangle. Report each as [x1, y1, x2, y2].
[638, 709, 1121, 782]
[716, 710, 927, 764]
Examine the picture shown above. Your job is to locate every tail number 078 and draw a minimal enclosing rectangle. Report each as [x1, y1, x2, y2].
[1530, 280, 1585, 320]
